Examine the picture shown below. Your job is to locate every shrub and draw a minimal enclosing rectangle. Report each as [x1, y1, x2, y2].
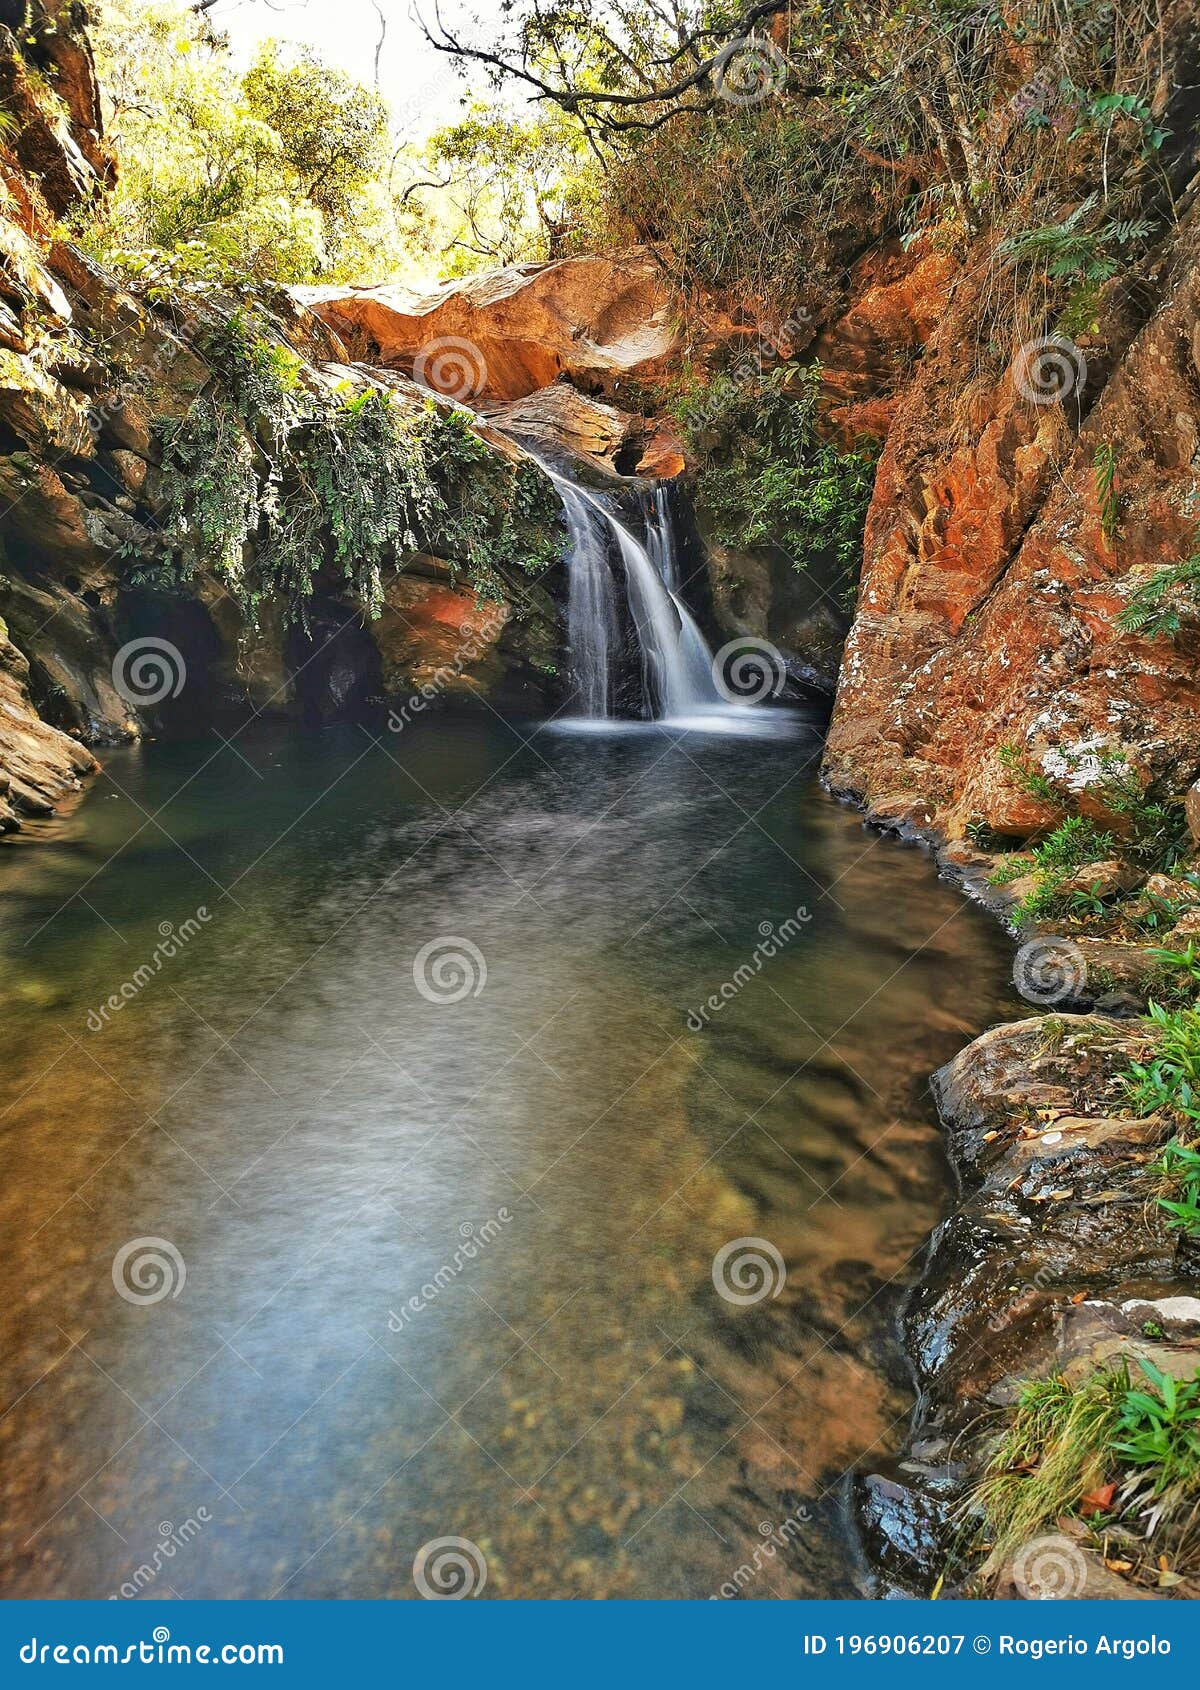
[675, 362, 877, 579]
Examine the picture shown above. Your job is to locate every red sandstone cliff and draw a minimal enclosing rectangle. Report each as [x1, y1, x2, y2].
[823, 201, 1200, 839]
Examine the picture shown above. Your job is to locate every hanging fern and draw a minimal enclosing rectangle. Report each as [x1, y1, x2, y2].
[1116, 552, 1200, 640]
[147, 307, 563, 625]
[999, 194, 1156, 285]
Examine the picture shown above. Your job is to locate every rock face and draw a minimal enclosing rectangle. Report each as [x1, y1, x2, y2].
[863, 1012, 1200, 1598]
[0, 617, 97, 834]
[296, 250, 680, 402]
[481, 385, 638, 473]
[823, 197, 1200, 837]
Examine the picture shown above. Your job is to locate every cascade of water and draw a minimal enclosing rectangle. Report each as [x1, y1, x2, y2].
[557, 482, 621, 719]
[531, 450, 722, 720]
[606, 514, 721, 718]
[645, 482, 680, 591]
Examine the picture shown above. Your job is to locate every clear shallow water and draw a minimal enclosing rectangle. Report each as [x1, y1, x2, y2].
[0, 712, 1014, 1599]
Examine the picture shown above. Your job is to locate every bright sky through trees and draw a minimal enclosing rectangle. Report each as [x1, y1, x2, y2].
[207, 0, 508, 138]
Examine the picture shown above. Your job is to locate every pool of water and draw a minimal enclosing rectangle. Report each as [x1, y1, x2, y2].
[0, 710, 1015, 1599]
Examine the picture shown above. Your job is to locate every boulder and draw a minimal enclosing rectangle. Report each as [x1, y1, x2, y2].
[481, 384, 636, 472]
[294, 248, 681, 402]
[0, 616, 98, 835]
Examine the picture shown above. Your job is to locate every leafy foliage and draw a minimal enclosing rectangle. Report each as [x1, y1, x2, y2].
[991, 814, 1118, 923]
[1123, 1001, 1200, 1126]
[975, 1358, 1200, 1575]
[1112, 1360, 1200, 1498]
[148, 307, 563, 626]
[422, 105, 598, 271]
[1149, 1139, 1200, 1237]
[675, 361, 877, 576]
[86, 1, 422, 283]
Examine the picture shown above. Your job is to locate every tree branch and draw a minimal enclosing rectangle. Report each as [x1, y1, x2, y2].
[411, 0, 813, 129]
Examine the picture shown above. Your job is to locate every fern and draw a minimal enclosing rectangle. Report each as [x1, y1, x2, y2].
[1093, 443, 1119, 544]
[1000, 194, 1156, 287]
[1117, 553, 1200, 640]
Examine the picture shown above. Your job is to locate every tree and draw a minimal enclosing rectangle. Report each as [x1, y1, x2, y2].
[424, 104, 596, 265]
[242, 42, 388, 236]
[86, 0, 400, 282]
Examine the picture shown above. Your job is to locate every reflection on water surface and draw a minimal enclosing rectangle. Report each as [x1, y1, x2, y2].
[0, 713, 1013, 1597]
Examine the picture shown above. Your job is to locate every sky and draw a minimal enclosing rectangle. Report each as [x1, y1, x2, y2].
[206, 0, 510, 139]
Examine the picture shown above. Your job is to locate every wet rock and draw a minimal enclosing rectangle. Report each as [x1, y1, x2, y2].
[0, 616, 98, 836]
[704, 537, 848, 697]
[932, 1014, 1144, 1170]
[859, 1462, 961, 1593]
[865, 991, 1194, 1597]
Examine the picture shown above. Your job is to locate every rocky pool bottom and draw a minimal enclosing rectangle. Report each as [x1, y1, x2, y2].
[0, 709, 1029, 1600]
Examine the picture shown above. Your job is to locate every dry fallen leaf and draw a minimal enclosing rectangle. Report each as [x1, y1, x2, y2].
[1081, 1482, 1116, 1511]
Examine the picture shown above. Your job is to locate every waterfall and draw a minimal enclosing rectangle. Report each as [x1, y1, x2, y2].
[558, 482, 621, 719]
[534, 456, 722, 721]
[645, 483, 680, 591]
